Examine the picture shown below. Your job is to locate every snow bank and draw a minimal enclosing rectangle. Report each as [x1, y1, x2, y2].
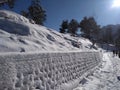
[0, 51, 101, 90]
[73, 52, 120, 90]
[0, 10, 29, 23]
[0, 10, 93, 52]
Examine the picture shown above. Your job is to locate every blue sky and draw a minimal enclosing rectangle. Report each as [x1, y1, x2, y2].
[1, 0, 120, 31]
[41, 0, 120, 31]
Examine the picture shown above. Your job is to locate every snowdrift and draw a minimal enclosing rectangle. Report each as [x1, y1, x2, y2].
[0, 10, 93, 52]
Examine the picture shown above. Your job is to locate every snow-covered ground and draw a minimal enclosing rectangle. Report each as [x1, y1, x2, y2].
[73, 51, 120, 90]
[0, 10, 94, 52]
[1, 10, 120, 90]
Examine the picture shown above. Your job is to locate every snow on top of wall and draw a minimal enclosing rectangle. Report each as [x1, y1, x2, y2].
[0, 10, 94, 52]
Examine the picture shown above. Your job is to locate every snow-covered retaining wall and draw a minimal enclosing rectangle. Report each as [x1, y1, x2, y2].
[0, 51, 101, 90]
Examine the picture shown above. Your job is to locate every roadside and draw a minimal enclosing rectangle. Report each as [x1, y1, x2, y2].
[73, 51, 120, 90]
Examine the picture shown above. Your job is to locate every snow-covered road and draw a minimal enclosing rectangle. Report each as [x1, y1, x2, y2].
[74, 52, 120, 90]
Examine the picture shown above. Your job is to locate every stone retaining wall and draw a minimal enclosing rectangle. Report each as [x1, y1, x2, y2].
[0, 51, 101, 90]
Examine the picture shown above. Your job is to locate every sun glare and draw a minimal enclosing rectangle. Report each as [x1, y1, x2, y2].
[112, 0, 120, 8]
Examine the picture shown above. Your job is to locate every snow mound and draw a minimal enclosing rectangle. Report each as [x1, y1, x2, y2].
[0, 10, 31, 35]
[0, 10, 29, 23]
[0, 10, 94, 52]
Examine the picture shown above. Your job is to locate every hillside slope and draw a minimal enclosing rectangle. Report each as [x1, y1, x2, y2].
[0, 10, 93, 52]
[101, 24, 120, 40]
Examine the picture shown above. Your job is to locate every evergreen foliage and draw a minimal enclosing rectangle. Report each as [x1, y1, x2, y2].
[105, 27, 113, 43]
[21, 10, 29, 18]
[68, 19, 79, 36]
[59, 20, 68, 33]
[0, 0, 16, 8]
[0, 0, 46, 25]
[80, 17, 90, 38]
[80, 17, 100, 39]
[28, 0, 46, 25]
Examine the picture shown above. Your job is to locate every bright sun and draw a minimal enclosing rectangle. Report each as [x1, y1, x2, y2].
[112, 0, 120, 8]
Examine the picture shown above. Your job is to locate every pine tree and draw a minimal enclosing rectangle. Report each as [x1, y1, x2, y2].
[21, 10, 29, 18]
[89, 17, 100, 40]
[68, 19, 78, 36]
[0, 0, 46, 25]
[59, 20, 68, 33]
[28, 0, 46, 25]
[80, 17, 91, 38]
[80, 16, 100, 39]
[59, 28, 65, 33]
[0, 0, 15, 8]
